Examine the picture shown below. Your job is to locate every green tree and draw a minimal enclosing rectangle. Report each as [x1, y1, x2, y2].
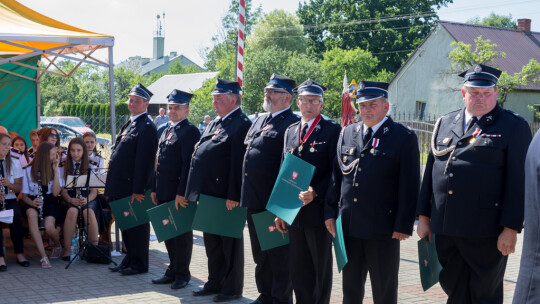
[189, 77, 218, 125]
[250, 10, 307, 53]
[467, 12, 517, 29]
[296, 0, 452, 72]
[168, 62, 201, 74]
[448, 36, 540, 107]
[319, 47, 382, 117]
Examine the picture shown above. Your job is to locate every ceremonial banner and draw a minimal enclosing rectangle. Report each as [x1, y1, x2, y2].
[110, 190, 154, 230]
[266, 153, 315, 225]
[333, 215, 348, 272]
[192, 194, 247, 239]
[147, 201, 197, 242]
[252, 210, 289, 251]
[418, 235, 442, 291]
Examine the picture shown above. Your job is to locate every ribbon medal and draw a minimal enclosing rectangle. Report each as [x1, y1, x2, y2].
[370, 138, 380, 154]
[298, 115, 321, 154]
[470, 128, 482, 144]
[212, 128, 220, 139]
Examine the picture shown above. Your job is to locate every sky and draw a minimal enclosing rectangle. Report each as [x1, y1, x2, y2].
[16, 0, 540, 67]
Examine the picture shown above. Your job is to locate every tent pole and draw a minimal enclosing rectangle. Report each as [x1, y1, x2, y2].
[36, 69, 40, 128]
[107, 46, 120, 253]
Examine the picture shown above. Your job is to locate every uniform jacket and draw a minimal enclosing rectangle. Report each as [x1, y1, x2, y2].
[105, 114, 158, 199]
[513, 129, 540, 303]
[325, 117, 420, 240]
[185, 108, 252, 202]
[417, 106, 531, 237]
[240, 108, 300, 210]
[283, 116, 341, 228]
[152, 119, 200, 202]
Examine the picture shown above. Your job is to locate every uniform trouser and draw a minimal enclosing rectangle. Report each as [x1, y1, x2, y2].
[120, 222, 150, 272]
[0, 199, 24, 256]
[342, 237, 399, 304]
[436, 235, 507, 304]
[203, 232, 244, 296]
[247, 209, 292, 304]
[163, 231, 193, 282]
[289, 225, 333, 304]
[157, 200, 193, 282]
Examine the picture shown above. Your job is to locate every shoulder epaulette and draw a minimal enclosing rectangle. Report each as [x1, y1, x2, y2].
[11, 147, 24, 155]
[89, 159, 98, 166]
[59, 160, 65, 167]
[10, 153, 19, 160]
[23, 164, 31, 169]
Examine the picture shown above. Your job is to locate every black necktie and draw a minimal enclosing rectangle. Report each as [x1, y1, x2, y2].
[301, 123, 308, 140]
[364, 127, 373, 143]
[74, 163, 81, 174]
[262, 114, 272, 126]
[466, 116, 478, 132]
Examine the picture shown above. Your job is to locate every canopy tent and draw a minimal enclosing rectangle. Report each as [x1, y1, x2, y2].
[0, 0, 117, 141]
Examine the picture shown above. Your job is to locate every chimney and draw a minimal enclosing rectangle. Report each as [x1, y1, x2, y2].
[517, 19, 531, 32]
[170, 51, 177, 57]
[153, 13, 165, 60]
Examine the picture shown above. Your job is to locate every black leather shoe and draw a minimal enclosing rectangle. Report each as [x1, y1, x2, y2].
[152, 275, 174, 284]
[0, 265, 7, 272]
[16, 260, 30, 267]
[213, 294, 242, 302]
[119, 268, 147, 276]
[108, 264, 126, 272]
[170, 280, 188, 290]
[193, 287, 219, 296]
[249, 296, 269, 304]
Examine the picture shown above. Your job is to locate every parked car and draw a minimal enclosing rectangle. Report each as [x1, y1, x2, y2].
[40, 122, 111, 147]
[43, 116, 93, 134]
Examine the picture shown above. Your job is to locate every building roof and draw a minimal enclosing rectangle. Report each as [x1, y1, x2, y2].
[141, 54, 203, 75]
[441, 21, 540, 90]
[391, 20, 540, 91]
[147, 72, 219, 104]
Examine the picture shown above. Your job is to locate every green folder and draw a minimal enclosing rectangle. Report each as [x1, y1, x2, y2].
[109, 190, 155, 231]
[333, 215, 348, 272]
[191, 194, 247, 239]
[252, 210, 289, 251]
[418, 235, 442, 291]
[147, 201, 197, 242]
[266, 153, 316, 225]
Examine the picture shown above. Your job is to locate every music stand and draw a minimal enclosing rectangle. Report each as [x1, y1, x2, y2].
[64, 168, 116, 269]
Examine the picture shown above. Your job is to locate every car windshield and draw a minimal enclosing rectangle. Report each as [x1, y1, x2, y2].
[58, 118, 86, 127]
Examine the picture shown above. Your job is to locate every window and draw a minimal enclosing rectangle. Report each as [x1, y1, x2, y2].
[416, 101, 427, 120]
[533, 104, 540, 123]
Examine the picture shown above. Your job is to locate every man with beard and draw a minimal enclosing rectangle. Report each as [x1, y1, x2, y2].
[240, 74, 299, 304]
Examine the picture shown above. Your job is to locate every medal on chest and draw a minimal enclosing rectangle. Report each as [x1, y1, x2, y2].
[370, 138, 380, 154]
[298, 115, 321, 154]
[469, 128, 482, 144]
[212, 128, 220, 139]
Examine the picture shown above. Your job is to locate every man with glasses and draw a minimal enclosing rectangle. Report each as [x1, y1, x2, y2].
[240, 74, 299, 304]
[275, 79, 340, 304]
[185, 78, 252, 302]
[325, 81, 420, 303]
[417, 64, 532, 303]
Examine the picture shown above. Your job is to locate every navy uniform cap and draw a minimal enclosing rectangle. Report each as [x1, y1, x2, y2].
[168, 89, 194, 105]
[293, 79, 327, 97]
[265, 73, 296, 95]
[356, 81, 389, 103]
[458, 64, 502, 87]
[129, 83, 153, 101]
[212, 78, 242, 95]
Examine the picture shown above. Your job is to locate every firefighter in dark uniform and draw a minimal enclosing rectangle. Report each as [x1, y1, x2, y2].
[325, 81, 420, 304]
[416, 64, 532, 303]
[240, 74, 299, 304]
[150, 89, 201, 289]
[275, 79, 341, 304]
[185, 78, 252, 302]
[105, 83, 158, 275]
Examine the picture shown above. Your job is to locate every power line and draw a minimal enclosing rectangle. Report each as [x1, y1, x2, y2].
[249, 24, 432, 41]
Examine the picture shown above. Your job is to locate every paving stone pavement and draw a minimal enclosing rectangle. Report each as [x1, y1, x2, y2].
[0, 223, 523, 303]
